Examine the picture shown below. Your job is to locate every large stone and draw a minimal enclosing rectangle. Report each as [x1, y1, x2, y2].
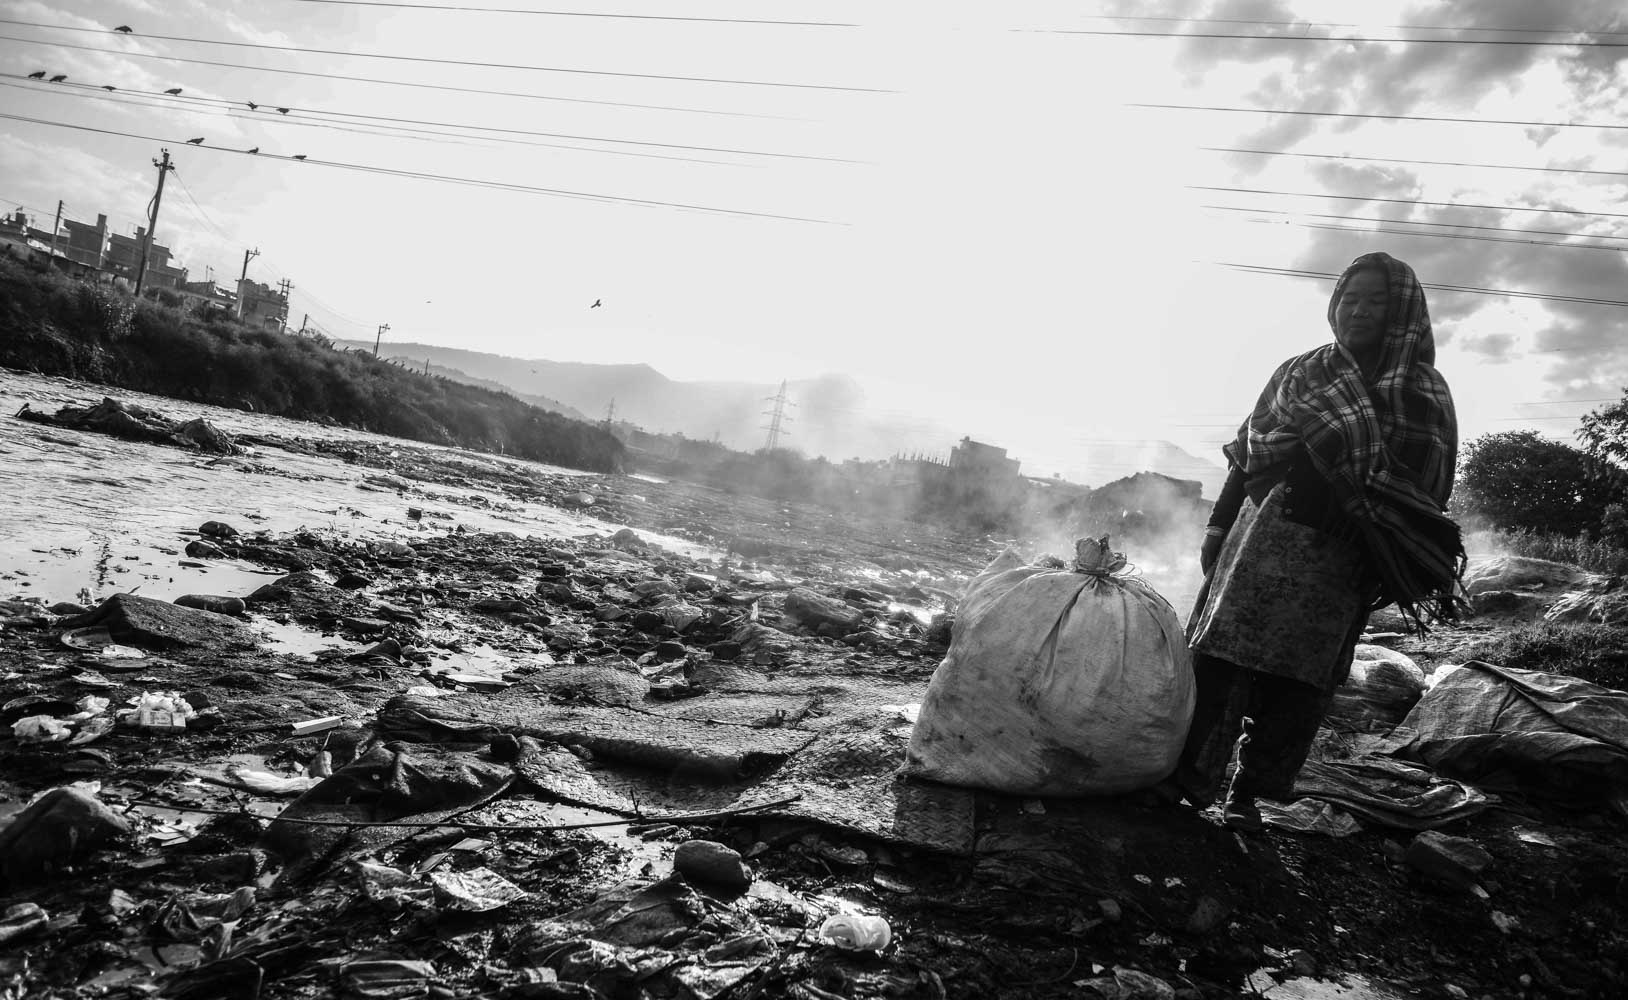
[247, 571, 348, 612]
[174, 594, 247, 616]
[1463, 555, 1601, 597]
[0, 787, 132, 886]
[1544, 590, 1628, 627]
[782, 588, 864, 632]
[673, 840, 751, 893]
[59, 593, 254, 651]
[1404, 831, 1492, 890]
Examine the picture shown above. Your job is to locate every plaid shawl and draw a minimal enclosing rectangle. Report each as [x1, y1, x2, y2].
[1224, 252, 1466, 627]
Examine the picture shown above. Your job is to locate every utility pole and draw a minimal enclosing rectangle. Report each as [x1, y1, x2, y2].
[373, 322, 390, 358]
[298, 313, 309, 335]
[762, 379, 794, 452]
[134, 150, 173, 297]
[47, 199, 62, 265]
[603, 398, 616, 429]
[234, 247, 260, 317]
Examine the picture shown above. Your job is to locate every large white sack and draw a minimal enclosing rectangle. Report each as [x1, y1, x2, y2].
[904, 539, 1195, 795]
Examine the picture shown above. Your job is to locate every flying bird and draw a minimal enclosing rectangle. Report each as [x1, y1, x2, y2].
[26, 71, 44, 79]
[101, 85, 116, 91]
[114, 25, 132, 33]
[292, 154, 307, 160]
[591, 299, 602, 308]
[164, 87, 182, 95]
[247, 147, 259, 154]
[49, 74, 66, 83]
[246, 102, 257, 110]
[275, 107, 290, 114]
[186, 137, 204, 144]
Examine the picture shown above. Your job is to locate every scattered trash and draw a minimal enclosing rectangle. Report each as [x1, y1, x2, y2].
[12, 715, 71, 744]
[119, 691, 197, 732]
[1075, 966, 1176, 1000]
[817, 913, 892, 951]
[430, 866, 528, 911]
[290, 715, 344, 736]
[0, 903, 49, 946]
[0, 786, 132, 885]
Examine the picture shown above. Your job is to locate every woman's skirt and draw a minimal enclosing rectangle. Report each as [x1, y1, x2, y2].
[1188, 482, 1369, 691]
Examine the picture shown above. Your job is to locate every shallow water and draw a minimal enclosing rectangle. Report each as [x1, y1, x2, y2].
[0, 371, 712, 607]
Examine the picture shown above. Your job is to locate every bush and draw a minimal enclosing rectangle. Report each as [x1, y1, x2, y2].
[1454, 430, 1624, 537]
[1467, 527, 1628, 577]
[1458, 622, 1628, 691]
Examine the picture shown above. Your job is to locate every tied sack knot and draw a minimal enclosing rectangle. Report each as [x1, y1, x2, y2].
[1072, 536, 1128, 578]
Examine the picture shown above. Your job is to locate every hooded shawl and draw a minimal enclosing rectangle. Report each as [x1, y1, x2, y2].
[1224, 252, 1465, 627]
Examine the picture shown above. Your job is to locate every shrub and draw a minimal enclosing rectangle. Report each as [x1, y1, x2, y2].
[1458, 622, 1628, 691]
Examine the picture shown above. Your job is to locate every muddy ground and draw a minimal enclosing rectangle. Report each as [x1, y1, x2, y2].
[1, 423, 1625, 1000]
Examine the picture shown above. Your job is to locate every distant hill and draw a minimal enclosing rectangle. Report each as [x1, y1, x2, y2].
[341, 341, 1226, 495]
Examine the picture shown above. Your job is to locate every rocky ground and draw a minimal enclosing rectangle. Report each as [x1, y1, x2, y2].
[1, 420, 1625, 1000]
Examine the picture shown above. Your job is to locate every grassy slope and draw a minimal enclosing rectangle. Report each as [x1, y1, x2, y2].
[0, 258, 625, 473]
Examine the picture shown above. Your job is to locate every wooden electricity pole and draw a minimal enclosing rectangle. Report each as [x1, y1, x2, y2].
[134, 150, 173, 296]
[373, 322, 390, 358]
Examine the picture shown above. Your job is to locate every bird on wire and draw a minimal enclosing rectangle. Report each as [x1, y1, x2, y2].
[114, 25, 132, 33]
[293, 154, 306, 160]
[26, 70, 44, 79]
[246, 102, 257, 110]
[591, 299, 602, 308]
[276, 107, 290, 114]
[186, 137, 204, 144]
[101, 85, 115, 91]
[165, 87, 182, 95]
[48, 74, 66, 83]
[247, 147, 259, 154]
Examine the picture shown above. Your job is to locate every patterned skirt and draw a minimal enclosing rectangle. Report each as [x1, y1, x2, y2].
[1187, 482, 1370, 691]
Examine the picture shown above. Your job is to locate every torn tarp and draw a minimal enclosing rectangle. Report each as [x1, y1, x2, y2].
[1384, 660, 1628, 807]
[1284, 756, 1494, 832]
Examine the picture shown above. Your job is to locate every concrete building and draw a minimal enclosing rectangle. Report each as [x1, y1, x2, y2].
[106, 226, 187, 289]
[237, 278, 288, 329]
[178, 279, 237, 312]
[62, 214, 108, 269]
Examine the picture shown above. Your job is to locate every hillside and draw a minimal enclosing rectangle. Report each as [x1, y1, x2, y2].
[0, 260, 625, 473]
[345, 340, 1226, 493]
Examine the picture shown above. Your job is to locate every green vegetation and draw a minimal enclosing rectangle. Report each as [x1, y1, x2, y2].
[1458, 622, 1628, 691]
[1453, 430, 1624, 538]
[0, 257, 625, 473]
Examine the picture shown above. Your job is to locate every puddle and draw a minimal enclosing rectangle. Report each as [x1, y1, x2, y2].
[250, 616, 363, 659]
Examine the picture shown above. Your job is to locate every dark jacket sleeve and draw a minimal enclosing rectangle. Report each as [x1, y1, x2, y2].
[1207, 464, 1247, 533]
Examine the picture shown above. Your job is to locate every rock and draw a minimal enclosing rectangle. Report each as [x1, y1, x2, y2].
[1185, 895, 1227, 934]
[196, 849, 270, 884]
[631, 610, 668, 634]
[1286, 949, 1317, 977]
[562, 492, 595, 508]
[610, 528, 645, 548]
[654, 640, 688, 661]
[673, 839, 751, 893]
[1463, 555, 1600, 597]
[341, 616, 389, 635]
[247, 571, 348, 610]
[48, 601, 90, 616]
[58, 593, 253, 651]
[473, 598, 530, 614]
[1544, 590, 1628, 627]
[0, 787, 131, 886]
[633, 579, 677, 599]
[0, 903, 49, 945]
[1470, 589, 1549, 618]
[782, 588, 864, 631]
[706, 641, 742, 661]
[1405, 831, 1492, 890]
[333, 571, 374, 590]
[174, 419, 238, 454]
[349, 638, 403, 663]
[184, 539, 226, 559]
[174, 594, 247, 616]
[198, 520, 239, 539]
[1097, 898, 1122, 923]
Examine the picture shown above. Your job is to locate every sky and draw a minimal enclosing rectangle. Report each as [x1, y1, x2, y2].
[2, 0, 1627, 488]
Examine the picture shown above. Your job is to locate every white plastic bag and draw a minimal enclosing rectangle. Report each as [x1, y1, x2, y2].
[904, 539, 1195, 795]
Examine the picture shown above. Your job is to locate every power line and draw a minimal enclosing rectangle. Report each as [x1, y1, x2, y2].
[1202, 145, 1628, 180]
[3, 75, 859, 164]
[1129, 102, 1628, 132]
[1215, 262, 1628, 308]
[1188, 185, 1628, 224]
[288, 0, 857, 27]
[1201, 204, 1628, 243]
[0, 18, 890, 93]
[1221, 213, 1628, 254]
[1022, 27, 1628, 47]
[0, 111, 841, 224]
[0, 33, 799, 120]
[1051, 13, 1628, 38]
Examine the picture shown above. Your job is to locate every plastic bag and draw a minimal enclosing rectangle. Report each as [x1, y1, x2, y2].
[904, 539, 1195, 795]
[1325, 644, 1426, 734]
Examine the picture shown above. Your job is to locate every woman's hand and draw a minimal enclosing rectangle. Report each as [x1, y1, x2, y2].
[1201, 531, 1226, 575]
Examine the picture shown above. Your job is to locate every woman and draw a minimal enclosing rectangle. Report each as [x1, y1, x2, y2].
[1172, 251, 1465, 831]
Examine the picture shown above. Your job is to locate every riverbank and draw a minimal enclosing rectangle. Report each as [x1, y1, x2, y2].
[1, 370, 1625, 1000]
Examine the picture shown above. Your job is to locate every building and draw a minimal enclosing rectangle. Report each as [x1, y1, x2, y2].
[237, 278, 288, 329]
[0, 209, 102, 278]
[178, 279, 237, 312]
[62, 214, 108, 269]
[950, 437, 1022, 482]
[106, 226, 187, 289]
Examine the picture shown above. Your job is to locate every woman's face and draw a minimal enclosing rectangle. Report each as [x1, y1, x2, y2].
[1334, 267, 1388, 357]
